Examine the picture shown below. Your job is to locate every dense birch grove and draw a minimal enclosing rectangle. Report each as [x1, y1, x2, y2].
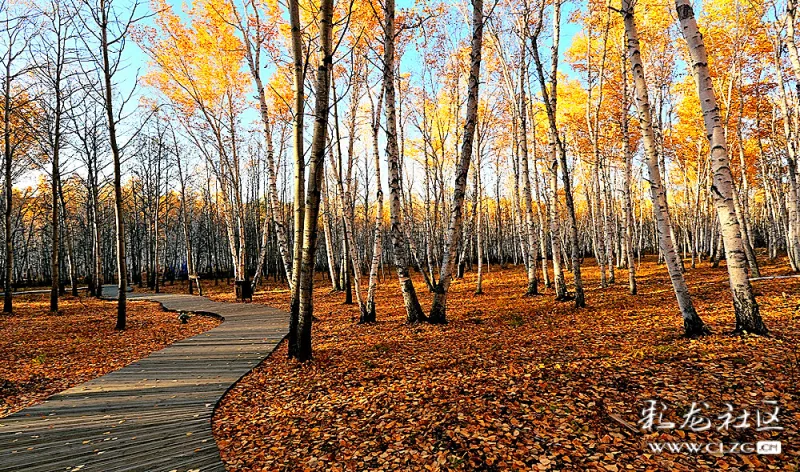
[3, 0, 800, 356]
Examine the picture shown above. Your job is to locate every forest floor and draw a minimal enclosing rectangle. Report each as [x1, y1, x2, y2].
[0, 294, 220, 417]
[185, 256, 800, 471]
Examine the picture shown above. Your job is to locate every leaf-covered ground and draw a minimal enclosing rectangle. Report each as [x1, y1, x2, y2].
[183, 257, 797, 470]
[0, 294, 220, 417]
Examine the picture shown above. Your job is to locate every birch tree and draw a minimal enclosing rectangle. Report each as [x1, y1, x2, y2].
[78, 0, 142, 329]
[364, 80, 385, 322]
[531, 0, 584, 307]
[622, 0, 707, 336]
[1, 2, 35, 314]
[32, 0, 79, 312]
[293, 0, 334, 361]
[383, 0, 426, 323]
[224, 0, 294, 289]
[620, 32, 636, 295]
[428, 0, 485, 324]
[287, 0, 305, 358]
[675, 0, 767, 335]
[517, 9, 540, 297]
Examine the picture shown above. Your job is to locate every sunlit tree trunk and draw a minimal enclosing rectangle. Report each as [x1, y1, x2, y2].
[98, 0, 129, 330]
[532, 0, 582, 306]
[295, 0, 333, 361]
[383, 0, 426, 323]
[475, 161, 484, 295]
[620, 41, 637, 295]
[772, 29, 800, 270]
[733, 94, 759, 277]
[518, 26, 539, 296]
[331, 89, 368, 321]
[287, 0, 305, 358]
[421, 122, 437, 287]
[236, 7, 295, 288]
[531, 146, 550, 289]
[365, 85, 385, 321]
[527, 95, 550, 289]
[585, 17, 610, 288]
[227, 103, 246, 281]
[173, 128, 195, 294]
[675, 0, 767, 335]
[428, 0, 484, 323]
[321, 174, 340, 291]
[624, 0, 707, 336]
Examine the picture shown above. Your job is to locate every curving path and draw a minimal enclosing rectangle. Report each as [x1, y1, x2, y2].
[0, 286, 288, 472]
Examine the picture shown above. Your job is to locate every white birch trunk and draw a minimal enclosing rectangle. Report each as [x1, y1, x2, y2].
[676, 0, 767, 335]
[623, 0, 707, 335]
[428, 0, 484, 323]
[294, 0, 333, 361]
[383, 0, 426, 323]
[518, 34, 539, 296]
[365, 87, 385, 321]
[621, 43, 637, 294]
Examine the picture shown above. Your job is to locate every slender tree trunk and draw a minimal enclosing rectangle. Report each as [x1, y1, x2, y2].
[532, 0, 583, 306]
[287, 0, 306, 358]
[365, 86, 385, 321]
[546, 140, 566, 300]
[228, 109, 246, 282]
[92, 167, 103, 298]
[624, 0, 707, 336]
[518, 30, 539, 296]
[1, 48, 15, 314]
[734, 122, 759, 278]
[603, 166, 616, 284]
[675, 0, 767, 335]
[331, 106, 368, 320]
[585, 25, 607, 288]
[365, 180, 383, 321]
[99, 0, 128, 329]
[321, 175, 340, 291]
[3, 77, 11, 313]
[528, 102, 551, 289]
[342, 221, 353, 304]
[57, 181, 77, 296]
[428, 0, 484, 323]
[242, 27, 295, 288]
[621, 42, 637, 294]
[153, 150, 161, 294]
[50, 96, 61, 312]
[295, 0, 333, 361]
[771, 32, 800, 270]
[173, 130, 195, 294]
[384, 0, 426, 323]
[475, 162, 484, 295]
[590, 15, 612, 288]
[590, 163, 607, 287]
[712, 225, 723, 268]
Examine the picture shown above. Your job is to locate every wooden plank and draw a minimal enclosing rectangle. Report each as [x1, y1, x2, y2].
[9, 287, 90, 296]
[749, 274, 800, 282]
[0, 286, 289, 472]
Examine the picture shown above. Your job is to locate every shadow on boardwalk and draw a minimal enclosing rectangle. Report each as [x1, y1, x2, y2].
[0, 286, 288, 472]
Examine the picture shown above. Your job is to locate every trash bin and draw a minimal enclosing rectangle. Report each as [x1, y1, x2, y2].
[235, 279, 252, 302]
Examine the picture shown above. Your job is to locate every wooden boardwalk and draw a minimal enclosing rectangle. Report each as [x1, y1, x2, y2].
[0, 287, 288, 472]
